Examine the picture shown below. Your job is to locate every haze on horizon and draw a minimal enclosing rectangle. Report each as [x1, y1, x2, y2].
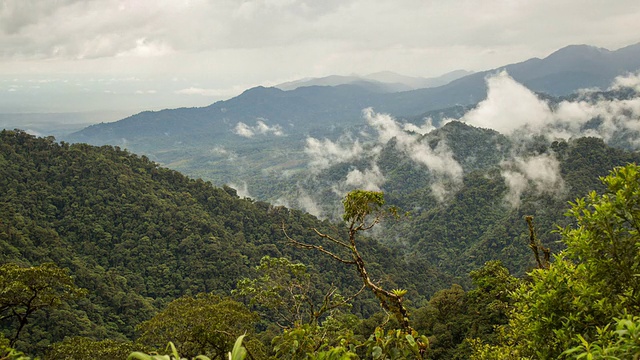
[1, 0, 639, 119]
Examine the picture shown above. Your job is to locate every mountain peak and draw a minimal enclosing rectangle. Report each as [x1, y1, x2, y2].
[545, 44, 611, 61]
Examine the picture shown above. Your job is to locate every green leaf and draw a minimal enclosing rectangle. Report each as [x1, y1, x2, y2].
[371, 346, 383, 359]
[229, 335, 247, 360]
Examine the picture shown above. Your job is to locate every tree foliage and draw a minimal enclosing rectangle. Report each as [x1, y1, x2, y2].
[0, 262, 86, 346]
[286, 190, 412, 329]
[234, 256, 356, 329]
[46, 337, 139, 360]
[136, 293, 260, 360]
[4, 128, 640, 358]
[472, 163, 640, 359]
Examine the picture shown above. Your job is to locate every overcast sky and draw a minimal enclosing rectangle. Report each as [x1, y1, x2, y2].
[1, 0, 639, 117]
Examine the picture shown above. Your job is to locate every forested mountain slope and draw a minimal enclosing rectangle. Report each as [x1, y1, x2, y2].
[268, 118, 640, 281]
[0, 130, 443, 354]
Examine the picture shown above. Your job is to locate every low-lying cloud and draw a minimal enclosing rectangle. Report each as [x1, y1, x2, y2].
[363, 109, 462, 181]
[295, 71, 640, 214]
[457, 71, 640, 207]
[233, 119, 284, 138]
[344, 163, 386, 192]
[364, 108, 463, 201]
[403, 118, 437, 135]
[274, 187, 323, 219]
[304, 135, 366, 172]
[461, 71, 640, 147]
[463, 71, 553, 135]
[611, 72, 640, 93]
[228, 181, 252, 199]
[501, 153, 565, 208]
[302, 108, 464, 202]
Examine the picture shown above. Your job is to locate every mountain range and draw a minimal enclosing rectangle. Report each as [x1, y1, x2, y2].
[66, 42, 640, 146]
[274, 70, 474, 93]
[61, 43, 640, 199]
[57, 43, 640, 280]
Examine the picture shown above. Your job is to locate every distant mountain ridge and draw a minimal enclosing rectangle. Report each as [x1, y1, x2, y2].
[274, 70, 474, 92]
[441, 42, 640, 98]
[63, 42, 640, 193]
[67, 42, 640, 145]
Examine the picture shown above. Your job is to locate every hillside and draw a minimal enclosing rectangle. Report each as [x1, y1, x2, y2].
[0, 130, 444, 355]
[4, 131, 640, 358]
[261, 119, 640, 280]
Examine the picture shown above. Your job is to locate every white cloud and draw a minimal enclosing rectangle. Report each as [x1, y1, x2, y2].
[345, 163, 386, 191]
[303, 109, 463, 201]
[1, 1, 639, 113]
[295, 191, 324, 218]
[227, 181, 252, 199]
[403, 118, 436, 135]
[175, 87, 225, 97]
[463, 70, 553, 135]
[234, 122, 255, 137]
[274, 187, 324, 218]
[233, 119, 284, 138]
[364, 108, 463, 183]
[209, 146, 229, 155]
[459, 71, 640, 147]
[501, 170, 528, 209]
[501, 154, 565, 208]
[610, 72, 640, 92]
[115, 38, 173, 58]
[304, 136, 366, 171]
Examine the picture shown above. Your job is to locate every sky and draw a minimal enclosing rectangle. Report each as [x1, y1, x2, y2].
[1, 0, 639, 118]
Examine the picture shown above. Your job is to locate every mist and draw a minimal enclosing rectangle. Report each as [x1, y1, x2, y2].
[304, 135, 366, 172]
[267, 70, 640, 218]
[233, 119, 284, 138]
[461, 71, 640, 146]
[500, 154, 565, 208]
[456, 71, 640, 206]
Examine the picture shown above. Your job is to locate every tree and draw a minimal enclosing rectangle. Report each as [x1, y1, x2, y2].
[0, 332, 29, 360]
[561, 164, 640, 309]
[234, 256, 360, 329]
[285, 191, 410, 328]
[465, 260, 518, 344]
[0, 262, 86, 346]
[47, 337, 139, 360]
[285, 190, 428, 358]
[472, 164, 640, 359]
[136, 293, 261, 360]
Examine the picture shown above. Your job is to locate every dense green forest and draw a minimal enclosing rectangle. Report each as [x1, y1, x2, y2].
[2, 129, 640, 359]
[0, 130, 443, 357]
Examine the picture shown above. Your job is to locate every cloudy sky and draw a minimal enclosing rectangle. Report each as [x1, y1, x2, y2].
[1, 0, 639, 117]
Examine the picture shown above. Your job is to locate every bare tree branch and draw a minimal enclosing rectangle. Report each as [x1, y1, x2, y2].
[283, 223, 356, 265]
[312, 228, 351, 249]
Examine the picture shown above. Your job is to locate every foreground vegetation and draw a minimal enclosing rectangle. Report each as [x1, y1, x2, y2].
[2, 129, 640, 358]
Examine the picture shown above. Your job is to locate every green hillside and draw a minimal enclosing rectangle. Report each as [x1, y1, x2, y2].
[0, 130, 445, 355]
[3, 128, 640, 359]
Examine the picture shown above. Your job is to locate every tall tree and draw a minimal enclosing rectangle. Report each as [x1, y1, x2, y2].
[136, 293, 261, 360]
[234, 256, 360, 329]
[285, 190, 411, 330]
[0, 262, 86, 346]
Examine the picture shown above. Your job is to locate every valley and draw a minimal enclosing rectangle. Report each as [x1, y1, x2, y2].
[2, 41, 640, 359]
